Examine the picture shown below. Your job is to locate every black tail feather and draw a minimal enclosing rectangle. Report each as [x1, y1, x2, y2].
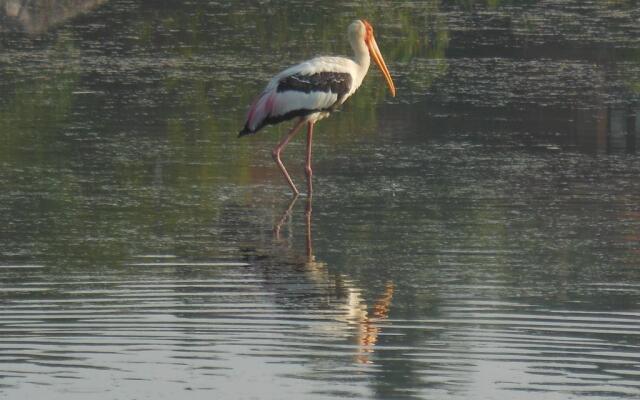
[238, 125, 254, 137]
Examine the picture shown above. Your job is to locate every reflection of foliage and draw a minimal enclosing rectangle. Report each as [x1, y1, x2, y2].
[0, 36, 79, 162]
[623, 49, 640, 94]
[354, 1, 451, 104]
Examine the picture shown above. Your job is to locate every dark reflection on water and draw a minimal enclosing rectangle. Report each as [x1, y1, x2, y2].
[1, 0, 640, 399]
[381, 101, 639, 154]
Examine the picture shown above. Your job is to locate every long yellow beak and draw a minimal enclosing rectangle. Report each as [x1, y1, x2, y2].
[367, 35, 396, 97]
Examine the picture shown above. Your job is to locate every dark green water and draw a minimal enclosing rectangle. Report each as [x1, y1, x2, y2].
[1, 1, 639, 399]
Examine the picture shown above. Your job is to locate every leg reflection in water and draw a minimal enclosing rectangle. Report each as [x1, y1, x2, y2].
[273, 194, 298, 242]
[274, 195, 395, 364]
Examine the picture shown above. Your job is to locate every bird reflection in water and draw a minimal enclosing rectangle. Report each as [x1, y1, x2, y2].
[274, 195, 394, 364]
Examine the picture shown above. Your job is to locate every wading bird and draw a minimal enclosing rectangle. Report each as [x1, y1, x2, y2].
[239, 19, 396, 196]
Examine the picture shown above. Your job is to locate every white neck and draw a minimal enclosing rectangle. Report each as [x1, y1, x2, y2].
[351, 39, 370, 86]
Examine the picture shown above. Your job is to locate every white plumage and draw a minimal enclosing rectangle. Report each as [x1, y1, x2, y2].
[241, 56, 365, 134]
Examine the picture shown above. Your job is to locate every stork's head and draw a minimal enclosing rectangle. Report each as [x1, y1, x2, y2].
[348, 20, 396, 97]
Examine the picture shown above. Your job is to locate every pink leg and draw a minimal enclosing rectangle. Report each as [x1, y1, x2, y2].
[272, 119, 306, 195]
[305, 122, 314, 197]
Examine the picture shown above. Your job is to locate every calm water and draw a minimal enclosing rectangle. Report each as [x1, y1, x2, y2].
[1, 1, 640, 399]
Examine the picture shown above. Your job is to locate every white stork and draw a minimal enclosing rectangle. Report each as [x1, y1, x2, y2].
[239, 19, 396, 196]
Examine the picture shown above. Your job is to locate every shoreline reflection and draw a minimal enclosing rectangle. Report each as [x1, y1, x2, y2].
[0, 0, 108, 33]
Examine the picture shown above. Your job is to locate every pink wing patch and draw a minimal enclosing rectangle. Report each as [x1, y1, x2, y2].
[246, 91, 276, 132]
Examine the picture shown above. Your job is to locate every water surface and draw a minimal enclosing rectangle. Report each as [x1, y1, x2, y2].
[1, 1, 639, 399]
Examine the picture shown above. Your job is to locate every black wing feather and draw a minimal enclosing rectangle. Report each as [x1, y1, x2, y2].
[277, 72, 352, 102]
[238, 72, 353, 137]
